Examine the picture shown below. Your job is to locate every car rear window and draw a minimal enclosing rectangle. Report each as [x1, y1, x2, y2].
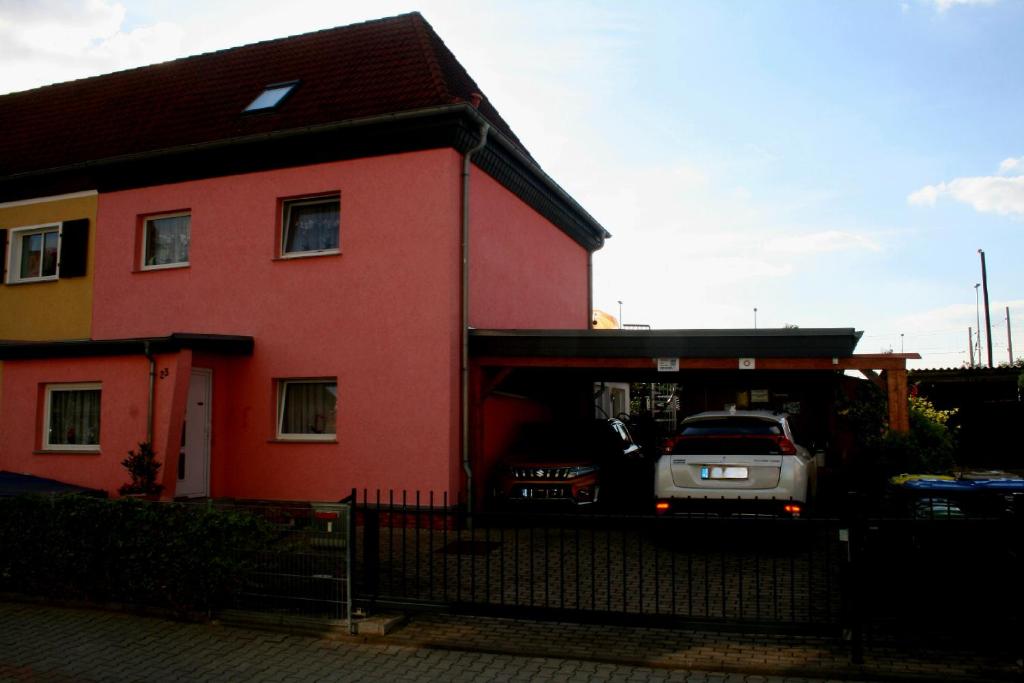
[680, 417, 782, 436]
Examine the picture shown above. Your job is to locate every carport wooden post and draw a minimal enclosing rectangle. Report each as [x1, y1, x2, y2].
[886, 369, 910, 433]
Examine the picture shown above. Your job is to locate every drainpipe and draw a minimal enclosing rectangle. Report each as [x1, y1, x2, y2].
[143, 341, 155, 445]
[462, 102, 489, 514]
[587, 252, 594, 327]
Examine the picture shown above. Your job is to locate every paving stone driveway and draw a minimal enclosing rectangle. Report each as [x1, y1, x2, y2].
[0, 602, 868, 683]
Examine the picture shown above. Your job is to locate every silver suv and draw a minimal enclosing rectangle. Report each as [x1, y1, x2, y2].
[654, 410, 817, 517]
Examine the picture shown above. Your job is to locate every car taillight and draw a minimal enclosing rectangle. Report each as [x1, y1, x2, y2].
[783, 503, 802, 517]
[775, 437, 797, 455]
[655, 501, 670, 515]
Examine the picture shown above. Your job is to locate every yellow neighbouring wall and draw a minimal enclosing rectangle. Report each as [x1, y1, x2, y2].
[0, 193, 97, 341]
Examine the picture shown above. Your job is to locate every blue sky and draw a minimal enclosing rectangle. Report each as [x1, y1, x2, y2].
[2, 0, 1022, 368]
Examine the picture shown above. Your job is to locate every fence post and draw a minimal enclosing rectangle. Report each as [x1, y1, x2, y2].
[362, 491, 380, 610]
[840, 490, 865, 665]
[346, 489, 356, 633]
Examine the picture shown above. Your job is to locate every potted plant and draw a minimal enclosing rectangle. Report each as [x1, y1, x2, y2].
[119, 441, 164, 499]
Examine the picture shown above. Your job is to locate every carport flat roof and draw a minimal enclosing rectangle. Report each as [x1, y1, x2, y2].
[470, 328, 920, 372]
[470, 328, 864, 359]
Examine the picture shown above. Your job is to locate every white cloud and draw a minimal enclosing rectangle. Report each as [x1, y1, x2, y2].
[908, 157, 1024, 216]
[908, 176, 1024, 215]
[907, 184, 943, 207]
[0, 0, 187, 94]
[767, 231, 882, 254]
[930, 0, 999, 11]
[999, 156, 1024, 174]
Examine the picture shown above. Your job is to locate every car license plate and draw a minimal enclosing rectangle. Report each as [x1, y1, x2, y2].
[701, 466, 748, 480]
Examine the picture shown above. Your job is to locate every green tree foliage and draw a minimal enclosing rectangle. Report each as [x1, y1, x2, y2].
[879, 395, 957, 475]
[838, 383, 957, 489]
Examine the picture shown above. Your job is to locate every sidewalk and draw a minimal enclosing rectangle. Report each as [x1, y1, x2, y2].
[370, 611, 1019, 682]
[1, 601, 1019, 682]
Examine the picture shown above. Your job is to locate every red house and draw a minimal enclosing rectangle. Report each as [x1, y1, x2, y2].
[0, 13, 608, 502]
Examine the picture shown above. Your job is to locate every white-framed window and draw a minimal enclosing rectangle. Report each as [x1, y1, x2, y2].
[142, 212, 190, 269]
[277, 379, 337, 440]
[8, 224, 60, 283]
[43, 383, 101, 451]
[281, 195, 339, 257]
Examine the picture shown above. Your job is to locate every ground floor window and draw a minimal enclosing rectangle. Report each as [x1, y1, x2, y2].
[44, 383, 101, 451]
[277, 379, 337, 439]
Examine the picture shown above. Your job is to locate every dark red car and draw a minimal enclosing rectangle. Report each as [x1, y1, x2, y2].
[492, 418, 643, 507]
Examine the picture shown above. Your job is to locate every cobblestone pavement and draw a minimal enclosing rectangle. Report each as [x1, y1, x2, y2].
[0, 601, 1017, 683]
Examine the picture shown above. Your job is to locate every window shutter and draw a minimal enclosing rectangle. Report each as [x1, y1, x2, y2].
[0, 229, 7, 283]
[59, 218, 89, 278]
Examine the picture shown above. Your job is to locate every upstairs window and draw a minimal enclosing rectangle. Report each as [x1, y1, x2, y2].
[2, 219, 89, 284]
[244, 81, 298, 112]
[142, 212, 190, 269]
[7, 224, 60, 283]
[281, 195, 339, 256]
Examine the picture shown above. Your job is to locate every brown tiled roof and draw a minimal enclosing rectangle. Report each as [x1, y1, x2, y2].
[0, 12, 526, 179]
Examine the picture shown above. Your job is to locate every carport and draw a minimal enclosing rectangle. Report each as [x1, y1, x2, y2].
[468, 328, 919, 501]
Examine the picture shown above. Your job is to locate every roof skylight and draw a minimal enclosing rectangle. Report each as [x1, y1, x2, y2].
[244, 81, 298, 112]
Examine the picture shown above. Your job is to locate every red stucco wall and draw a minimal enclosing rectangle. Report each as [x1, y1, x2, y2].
[469, 170, 590, 330]
[0, 352, 185, 495]
[1, 151, 596, 501]
[90, 151, 464, 500]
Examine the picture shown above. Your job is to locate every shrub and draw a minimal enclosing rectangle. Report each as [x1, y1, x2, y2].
[838, 383, 957, 491]
[0, 495, 277, 613]
[119, 442, 163, 496]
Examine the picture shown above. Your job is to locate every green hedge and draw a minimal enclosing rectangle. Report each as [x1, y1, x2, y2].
[0, 495, 276, 613]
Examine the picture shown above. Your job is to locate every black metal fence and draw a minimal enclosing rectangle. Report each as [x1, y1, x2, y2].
[351, 490, 1022, 662]
[352, 491, 843, 630]
[846, 495, 1023, 658]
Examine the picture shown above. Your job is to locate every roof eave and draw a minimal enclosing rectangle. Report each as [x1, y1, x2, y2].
[0, 333, 255, 360]
[0, 104, 609, 252]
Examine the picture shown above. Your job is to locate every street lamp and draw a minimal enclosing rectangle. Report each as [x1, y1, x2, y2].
[753, 307, 758, 329]
[617, 300, 622, 329]
[974, 283, 982, 368]
[900, 333, 904, 354]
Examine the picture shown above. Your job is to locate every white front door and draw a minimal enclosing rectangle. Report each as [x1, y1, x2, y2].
[176, 368, 212, 498]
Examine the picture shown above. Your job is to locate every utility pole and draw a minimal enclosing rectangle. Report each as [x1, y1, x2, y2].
[1007, 306, 1014, 365]
[974, 283, 982, 366]
[979, 249, 993, 367]
[968, 327, 975, 367]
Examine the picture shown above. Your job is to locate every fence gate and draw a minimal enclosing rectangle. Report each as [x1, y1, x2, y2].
[353, 491, 843, 631]
[219, 500, 353, 625]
